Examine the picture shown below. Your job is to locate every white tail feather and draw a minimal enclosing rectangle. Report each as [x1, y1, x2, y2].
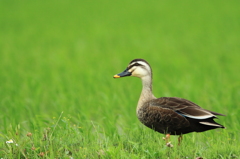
[199, 122, 222, 127]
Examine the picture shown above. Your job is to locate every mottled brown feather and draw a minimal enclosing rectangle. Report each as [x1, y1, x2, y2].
[137, 97, 225, 135]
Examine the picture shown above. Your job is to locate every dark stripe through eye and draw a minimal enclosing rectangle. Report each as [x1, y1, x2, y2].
[128, 63, 142, 69]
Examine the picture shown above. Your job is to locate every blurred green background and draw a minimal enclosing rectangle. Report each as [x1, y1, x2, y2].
[0, 0, 240, 138]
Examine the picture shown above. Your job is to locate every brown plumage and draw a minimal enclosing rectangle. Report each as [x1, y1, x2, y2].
[113, 59, 225, 143]
[138, 97, 225, 135]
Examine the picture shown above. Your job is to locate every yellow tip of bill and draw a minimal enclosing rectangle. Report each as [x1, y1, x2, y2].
[113, 75, 120, 78]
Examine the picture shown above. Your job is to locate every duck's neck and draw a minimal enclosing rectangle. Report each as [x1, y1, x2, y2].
[137, 75, 156, 111]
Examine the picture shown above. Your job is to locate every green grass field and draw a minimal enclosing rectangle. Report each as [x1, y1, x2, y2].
[1, 0, 240, 158]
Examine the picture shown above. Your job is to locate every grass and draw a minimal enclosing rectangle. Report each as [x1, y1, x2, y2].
[0, 0, 240, 158]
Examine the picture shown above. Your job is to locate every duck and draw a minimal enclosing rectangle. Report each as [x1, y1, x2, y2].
[113, 58, 225, 145]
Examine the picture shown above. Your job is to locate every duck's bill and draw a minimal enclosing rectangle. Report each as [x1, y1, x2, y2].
[113, 68, 131, 78]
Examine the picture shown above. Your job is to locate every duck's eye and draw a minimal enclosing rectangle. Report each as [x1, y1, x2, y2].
[128, 63, 142, 69]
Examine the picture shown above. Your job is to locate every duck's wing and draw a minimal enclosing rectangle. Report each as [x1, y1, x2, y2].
[150, 97, 225, 120]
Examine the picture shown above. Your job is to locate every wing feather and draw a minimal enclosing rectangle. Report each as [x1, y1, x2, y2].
[149, 97, 224, 120]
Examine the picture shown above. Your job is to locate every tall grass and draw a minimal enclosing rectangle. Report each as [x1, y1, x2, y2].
[0, 0, 240, 158]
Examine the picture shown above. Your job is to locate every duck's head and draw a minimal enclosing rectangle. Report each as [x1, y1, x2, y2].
[113, 59, 152, 78]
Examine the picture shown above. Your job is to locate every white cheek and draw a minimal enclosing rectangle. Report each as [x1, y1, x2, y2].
[132, 68, 146, 77]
